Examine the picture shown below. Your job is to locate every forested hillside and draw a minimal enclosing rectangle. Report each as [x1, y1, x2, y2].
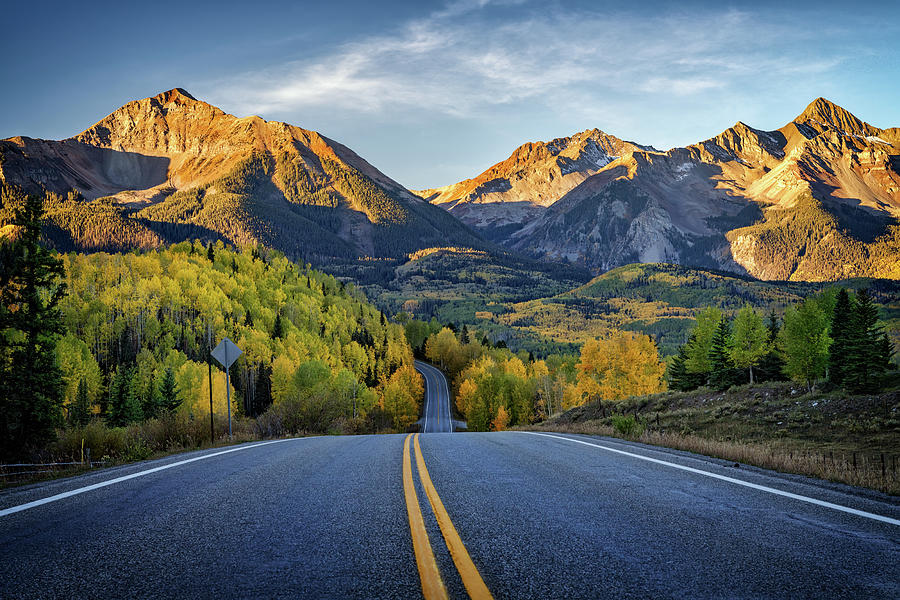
[1, 227, 425, 462]
[56, 242, 420, 429]
[483, 263, 900, 355]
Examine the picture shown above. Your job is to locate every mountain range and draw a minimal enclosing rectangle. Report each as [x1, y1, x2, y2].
[419, 98, 900, 281]
[1, 90, 899, 283]
[0, 88, 482, 261]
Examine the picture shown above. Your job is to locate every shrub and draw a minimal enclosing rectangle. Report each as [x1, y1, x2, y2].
[611, 414, 644, 438]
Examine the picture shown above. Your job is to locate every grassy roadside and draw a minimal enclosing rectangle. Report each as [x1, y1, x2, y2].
[525, 382, 900, 495]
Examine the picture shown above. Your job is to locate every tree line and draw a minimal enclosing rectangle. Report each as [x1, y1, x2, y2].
[413, 321, 667, 431]
[668, 289, 895, 393]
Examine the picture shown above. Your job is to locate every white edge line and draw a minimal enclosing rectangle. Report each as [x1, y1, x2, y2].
[521, 431, 900, 527]
[0, 438, 306, 518]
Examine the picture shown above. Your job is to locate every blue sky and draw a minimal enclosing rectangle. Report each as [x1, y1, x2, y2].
[2, 0, 898, 189]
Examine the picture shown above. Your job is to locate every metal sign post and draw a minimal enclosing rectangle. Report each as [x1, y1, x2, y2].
[211, 337, 243, 438]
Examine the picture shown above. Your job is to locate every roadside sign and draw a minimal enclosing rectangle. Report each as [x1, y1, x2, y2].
[211, 337, 242, 368]
[211, 337, 242, 438]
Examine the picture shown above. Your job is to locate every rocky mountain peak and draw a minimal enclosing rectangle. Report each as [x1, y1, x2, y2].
[795, 97, 871, 136]
[148, 88, 199, 105]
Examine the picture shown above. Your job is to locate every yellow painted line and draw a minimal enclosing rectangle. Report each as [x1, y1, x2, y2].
[403, 434, 448, 600]
[414, 433, 493, 600]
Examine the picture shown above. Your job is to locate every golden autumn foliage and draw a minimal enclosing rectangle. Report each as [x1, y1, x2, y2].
[492, 405, 510, 431]
[574, 331, 667, 404]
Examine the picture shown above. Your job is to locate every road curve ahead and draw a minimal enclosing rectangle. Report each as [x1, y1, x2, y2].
[1, 432, 898, 598]
[415, 360, 455, 433]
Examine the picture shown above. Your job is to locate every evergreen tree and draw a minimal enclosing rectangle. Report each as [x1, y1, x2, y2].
[756, 310, 787, 382]
[845, 289, 892, 392]
[142, 372, 163, 419]
[273, 313, 284, 339]
[459, 325, 470, 345]
[207, 242, 215, 262]
[254, 362, 273, 417]
[827, 288, 854, 385]
[69, 378, 92, 427]
[0, 194, 67, 458]
[109, 366, 142, 426]
[667, 344, 691, 391]
[707, 317, 735, 391]
[244, 310, 254, 328]
[159, 367, 180, 413]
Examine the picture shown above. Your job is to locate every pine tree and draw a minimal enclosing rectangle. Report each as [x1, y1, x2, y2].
[707, 317, 734, 391]
[142, 372, 163, 419]
[69, 378, 92, 427]
[459, 325, 470, 345]
[827, 288, 854, 385]
[668, 344, 691, 391]
[207, 242, 215, 262]
[0, 194, 67, 458]
[845, 289, 892, 392]
[159, 367, 180, 413]
[254, 362, 273, 417]
[756, 311, 787, 382]
[109, 366, 142, 426]
[273, 313, 284, 339]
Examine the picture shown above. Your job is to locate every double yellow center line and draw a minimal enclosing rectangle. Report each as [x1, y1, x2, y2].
[403, 433, 493, 600]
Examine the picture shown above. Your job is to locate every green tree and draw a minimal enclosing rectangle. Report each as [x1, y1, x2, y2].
[756, 310, 786, 383]
[780, 299, 830, 391]
[109, 366, 142, 426]
[826, 288, 854, 386]
[0, 194, 67, 458]
[69, 378, 92, 427]
[684, 306, 722, 379]
[159, 367, 181, 412]
[707, 317, 734, 391]
[273, 313, 284, 340]
[844, 289, 892, 392]
[729, 305, 770, 384]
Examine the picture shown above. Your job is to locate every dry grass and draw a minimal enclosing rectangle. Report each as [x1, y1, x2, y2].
[530, 420, 900, 496]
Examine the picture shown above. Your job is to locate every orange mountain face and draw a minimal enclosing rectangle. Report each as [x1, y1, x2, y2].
[0, 89, 483, 259]
[421, 98, 900, 281]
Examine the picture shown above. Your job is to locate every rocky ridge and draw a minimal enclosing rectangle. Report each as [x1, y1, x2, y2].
[422, 99, 900, 281]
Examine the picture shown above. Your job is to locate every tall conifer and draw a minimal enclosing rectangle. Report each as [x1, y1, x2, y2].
[0, 195, 67, 458]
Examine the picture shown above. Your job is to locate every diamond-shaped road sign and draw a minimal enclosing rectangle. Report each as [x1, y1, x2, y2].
[211, 337, 242, 369]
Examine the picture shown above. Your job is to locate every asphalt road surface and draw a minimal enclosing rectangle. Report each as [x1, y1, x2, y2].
[415, 360, 457, 433]
[2, 381, 899, 598]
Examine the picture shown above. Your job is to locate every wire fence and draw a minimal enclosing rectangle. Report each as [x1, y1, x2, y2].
[1, 455, 108, 480]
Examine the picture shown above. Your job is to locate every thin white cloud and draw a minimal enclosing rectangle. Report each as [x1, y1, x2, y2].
[210, 4, 856, 125]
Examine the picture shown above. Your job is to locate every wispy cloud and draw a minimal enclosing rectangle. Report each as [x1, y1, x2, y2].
[211, 3, 856, 125]
[198, 0, 894, 189]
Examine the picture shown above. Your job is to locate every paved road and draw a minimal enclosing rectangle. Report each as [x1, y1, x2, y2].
[2, 364, 899, 598]
[1, 432, 897, 599]
[415, 360, 457, 433]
